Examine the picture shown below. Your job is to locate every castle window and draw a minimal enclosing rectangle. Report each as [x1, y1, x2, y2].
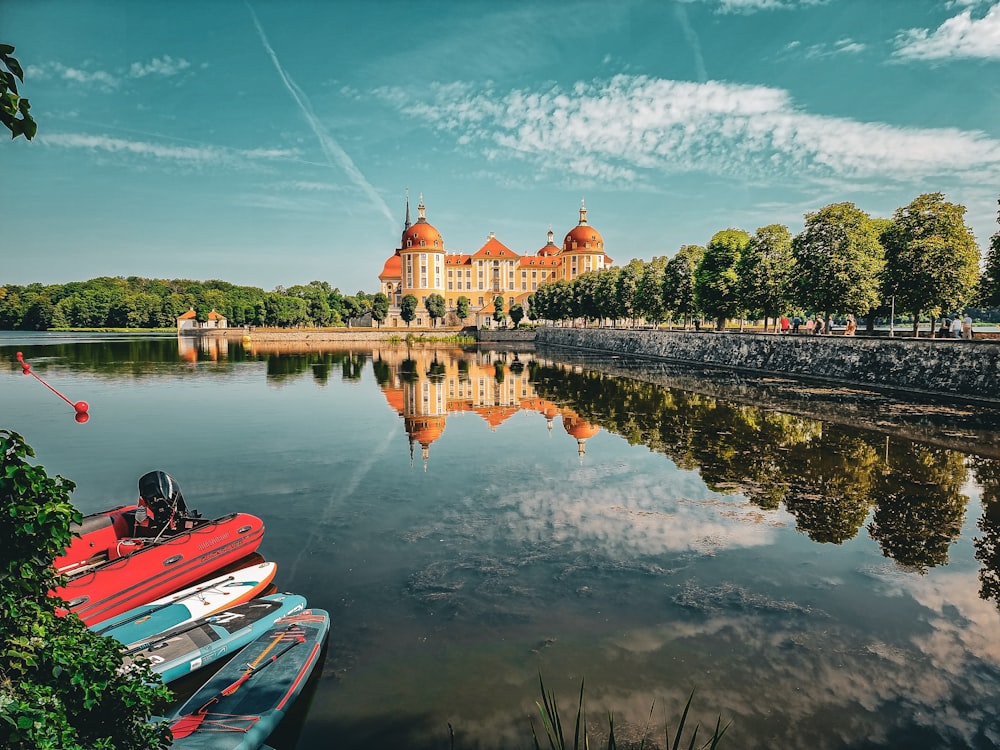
[478, 297, 484, 306]
[421, 240, 426, 247]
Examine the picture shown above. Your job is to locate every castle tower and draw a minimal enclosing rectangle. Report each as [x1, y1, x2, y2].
[398, 194, 446, 316]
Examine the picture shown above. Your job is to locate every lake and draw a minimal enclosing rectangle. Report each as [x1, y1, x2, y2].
[3, 331, 1000, 749]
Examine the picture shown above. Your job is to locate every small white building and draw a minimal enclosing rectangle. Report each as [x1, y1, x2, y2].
[177, 308, 228, 331]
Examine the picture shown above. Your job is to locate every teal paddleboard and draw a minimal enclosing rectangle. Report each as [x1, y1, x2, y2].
[166, 609, 330, 749]
[122, 593, 306, 684]
[94, 562, 276, 646]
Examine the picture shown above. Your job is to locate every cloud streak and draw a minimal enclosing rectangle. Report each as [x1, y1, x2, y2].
[894, 2, 1000, 61]
[38, 132, 297, 167]
[374, 75, 1000, 188]
[680, 0, 828, 13]
[246, 2, 396, 228]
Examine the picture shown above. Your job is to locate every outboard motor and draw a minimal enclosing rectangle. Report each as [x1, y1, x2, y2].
[137, 470, 190, 527]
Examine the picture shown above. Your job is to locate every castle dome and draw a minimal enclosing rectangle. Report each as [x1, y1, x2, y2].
[538, 226, 560, 257]
[401, 195, 444, 251]
[562, 199, 603, 252]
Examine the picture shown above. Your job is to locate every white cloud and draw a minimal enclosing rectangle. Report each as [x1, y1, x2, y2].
[38, 132, 299, 168]
[680, 0, 827, 13]
[374, 75, 1000, 188]
[128, 55, 191, 78]
[894, 2, 1000, 61]
[26, 62, 119, 89]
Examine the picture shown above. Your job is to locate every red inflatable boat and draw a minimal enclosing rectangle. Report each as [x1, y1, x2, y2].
[52, 471, 265, 626]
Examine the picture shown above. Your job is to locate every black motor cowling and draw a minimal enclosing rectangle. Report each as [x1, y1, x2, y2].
[137, 470, 189, 519]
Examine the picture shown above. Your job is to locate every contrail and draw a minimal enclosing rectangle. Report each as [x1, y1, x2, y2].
[246, 2, 396, 227]
[674, 2, 707, 82]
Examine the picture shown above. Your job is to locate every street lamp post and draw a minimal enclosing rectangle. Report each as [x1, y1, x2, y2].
[889, 295, 895, 338]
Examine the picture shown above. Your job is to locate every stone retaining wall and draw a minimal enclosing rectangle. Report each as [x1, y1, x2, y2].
[537, 328, 1000, 404]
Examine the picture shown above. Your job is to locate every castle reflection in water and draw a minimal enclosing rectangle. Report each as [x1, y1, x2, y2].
[177, 335, 598, 465]
[371, 345, 598, 467]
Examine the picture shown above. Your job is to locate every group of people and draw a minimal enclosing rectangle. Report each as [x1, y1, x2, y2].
[939, 313, 974, 339]
[783, 314, 854, 335]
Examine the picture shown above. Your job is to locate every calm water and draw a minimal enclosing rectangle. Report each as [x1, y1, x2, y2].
[3, 331, 1000, 750]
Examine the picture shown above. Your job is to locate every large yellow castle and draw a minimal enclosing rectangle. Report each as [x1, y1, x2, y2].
[377, 194, 614, 327]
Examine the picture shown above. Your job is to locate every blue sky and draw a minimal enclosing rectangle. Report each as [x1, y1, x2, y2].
[4, 0, 999, 294]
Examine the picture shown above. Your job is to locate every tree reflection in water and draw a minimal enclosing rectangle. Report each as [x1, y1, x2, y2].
[528, 361, 1000, 600]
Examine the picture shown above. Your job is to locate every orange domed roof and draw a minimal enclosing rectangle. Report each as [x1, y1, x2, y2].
[562, 199, 603, 252]
[401, 197, 444, 251]
[379, 253, 401, 279]
[562, 413, 599, 440]
[405, 414, 446, 446]
[538, 228, 560, 257]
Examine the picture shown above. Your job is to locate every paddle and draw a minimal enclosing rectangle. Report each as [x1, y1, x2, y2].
[93, 575, 237, 635]
[169, 626, 306, 739]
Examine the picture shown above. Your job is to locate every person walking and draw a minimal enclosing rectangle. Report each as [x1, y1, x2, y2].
[805, 317, 815, 335]
[950, 316, 963, 339]
[780, 316, 790, 334]
[844, 314, 857, 336]
[963, 313, 973, 340]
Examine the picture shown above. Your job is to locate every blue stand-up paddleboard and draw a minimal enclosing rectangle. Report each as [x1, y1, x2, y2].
[94, 562, 277, 646]
[166, 609, 330, 749]
[122, 593, 306, 684]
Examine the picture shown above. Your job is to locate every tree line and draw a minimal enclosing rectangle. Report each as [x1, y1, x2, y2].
[0, 276, 391, 330]
[3, 194, 999, 333]
[530, 193, 1000, 334]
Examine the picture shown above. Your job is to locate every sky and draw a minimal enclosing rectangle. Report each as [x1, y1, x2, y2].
[3, 0, 1000, 295]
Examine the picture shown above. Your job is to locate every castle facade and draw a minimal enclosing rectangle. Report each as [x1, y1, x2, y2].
[377, 195, 614, 327]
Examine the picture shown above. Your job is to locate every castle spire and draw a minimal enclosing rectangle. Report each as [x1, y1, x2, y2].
[578, 197, 588, 226]
[417, 193, 426, 222]
[403, 187, 411, 231]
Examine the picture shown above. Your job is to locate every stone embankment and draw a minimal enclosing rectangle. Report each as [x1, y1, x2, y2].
[537, 327, 1000, 405]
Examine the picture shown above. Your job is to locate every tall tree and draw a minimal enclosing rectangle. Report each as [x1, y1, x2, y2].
[595, 267, 622, 326]
[882, 193, 980, 336]
[425, 293, 446, 327]
[737, 224, 794, 331]
[455, 295, 470, 324]
[981, 199, 1000, 308]
[400, 294, 418, 327]
[636, 256, 667, 325]
[791, 202, 884, 325]
[616, 259, 645, 326]
[492, 295, 506, 327]
[663, 244, 703, 328]
[695, 229, 750, 330]
[371, 292, 389, 328]
[509, 303, 524, 327]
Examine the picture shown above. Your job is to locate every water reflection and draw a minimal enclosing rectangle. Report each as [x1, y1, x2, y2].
[369, 347, 600, 467]
[5, 334, 1000, 748]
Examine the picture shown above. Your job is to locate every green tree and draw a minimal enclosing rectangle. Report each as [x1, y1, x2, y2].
[882, 193, 981, 336]
[492, 295, 506, 327]
[0, 430, 171, 749]
[371, 292, 389, 328]
[425, 293, 446, 327]
[595, 267, 621, 326]
[636, 257, 667, 325]
[978, 199, 1000, 308]
[616, 259, 645, 326]
[663, 245, 703, 328]
[1, 44, 36, 140]
[737, 224, 793, 331]
[509, 302, 525, 327]
[400, 294, 418, 327]
[455, 295, 470, 324]
[791, 202, 884, 326]
[695, 229, 750, 330]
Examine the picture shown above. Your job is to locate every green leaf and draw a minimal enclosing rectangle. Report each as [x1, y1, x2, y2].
[17, 716, 33, 729]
